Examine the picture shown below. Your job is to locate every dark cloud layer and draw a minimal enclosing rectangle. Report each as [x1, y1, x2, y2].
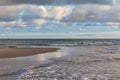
[0, 0, 114, 5]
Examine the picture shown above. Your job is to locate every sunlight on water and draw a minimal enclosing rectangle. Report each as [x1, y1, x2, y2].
[37, 54, 46, 61]
[36, 50, 68, 61]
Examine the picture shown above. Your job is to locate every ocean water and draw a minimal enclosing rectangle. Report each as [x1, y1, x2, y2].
[0, 39, 120, 47]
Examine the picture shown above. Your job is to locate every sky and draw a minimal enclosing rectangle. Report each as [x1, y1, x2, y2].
[0, 0, 120, 39]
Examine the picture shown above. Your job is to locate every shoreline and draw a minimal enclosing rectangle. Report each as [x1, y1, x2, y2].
[0, 48, 58, 58]
[18, 45, 120, 80]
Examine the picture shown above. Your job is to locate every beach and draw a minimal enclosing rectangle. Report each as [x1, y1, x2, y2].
[0, 48, 58, 58]
[1, 45, 120, 80]
[0, 47, 59, 80]
[17, 45, 120, 80]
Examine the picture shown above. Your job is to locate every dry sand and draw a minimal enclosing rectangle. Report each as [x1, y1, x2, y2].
[0, 48, 58, 58]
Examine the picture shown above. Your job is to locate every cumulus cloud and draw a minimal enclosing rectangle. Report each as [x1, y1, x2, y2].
[0, 3, 120, 30]
[46, 6, 71, 21]
[0, 4, 71, 29]
[3, 3, 120, 26]
[62, 4, 120, 22]
[0, 5, 43, 22]
[31, 19, 46, 30]
[0, 5, 71, 21]
[0, 0, 114, 5]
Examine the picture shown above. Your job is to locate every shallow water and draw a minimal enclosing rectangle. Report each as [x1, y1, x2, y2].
[0, 47, 70, 79]
[18, 45, 120, 80]
[0, 47, 93, 80]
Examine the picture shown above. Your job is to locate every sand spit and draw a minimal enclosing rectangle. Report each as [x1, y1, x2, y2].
[0, 48, 58, 58]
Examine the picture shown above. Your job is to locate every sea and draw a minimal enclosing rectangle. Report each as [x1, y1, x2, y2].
[0, 39, 120, 47]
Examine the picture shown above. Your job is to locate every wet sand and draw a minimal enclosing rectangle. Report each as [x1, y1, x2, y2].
[0, 48, 58, 58]
[0, 47, 60, 80]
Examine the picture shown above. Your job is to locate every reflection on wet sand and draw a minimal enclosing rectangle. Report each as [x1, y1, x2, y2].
[54, 52, 63, 58]
[0, 47, 69, 80]
[37, 50, 68, 61]
[37, 54, 46, 61]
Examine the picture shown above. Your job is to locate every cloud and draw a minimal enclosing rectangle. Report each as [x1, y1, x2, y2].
[0, 5, 71, 21]
[46, 6, 71, 21]
[62, 4, 120, 22]
[0, 21, 28, 28]
[106, 22, 120, 29]
[31, 19, 46, 30]
[0, 0, 114, 5]
[0, 3, 120, 30]
[0, 4, 72, 29]
[0, 5, 45, 22]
